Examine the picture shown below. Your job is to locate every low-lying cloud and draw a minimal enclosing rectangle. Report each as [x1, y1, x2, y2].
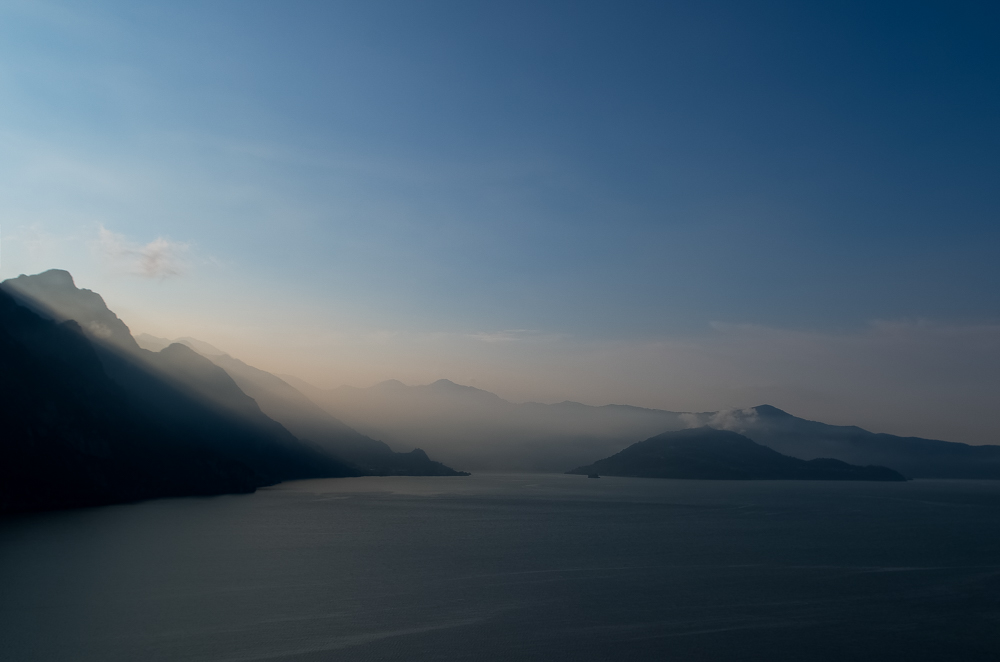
[96, 226, 189, 278]
[681, 408, 760, 433]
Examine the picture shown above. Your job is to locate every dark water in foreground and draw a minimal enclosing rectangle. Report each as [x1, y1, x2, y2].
[2, 474, 1000, 662]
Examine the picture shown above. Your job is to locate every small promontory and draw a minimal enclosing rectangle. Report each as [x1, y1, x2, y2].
[567, 427, 907, 481]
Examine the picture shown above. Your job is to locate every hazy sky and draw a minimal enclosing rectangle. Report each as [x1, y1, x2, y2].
[2, 1, 999, 442]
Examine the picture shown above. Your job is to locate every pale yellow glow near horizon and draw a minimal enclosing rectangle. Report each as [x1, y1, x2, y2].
[123, 304, 1000, 448]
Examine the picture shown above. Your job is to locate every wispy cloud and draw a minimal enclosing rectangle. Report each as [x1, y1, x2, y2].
[96, 226, 189, 278]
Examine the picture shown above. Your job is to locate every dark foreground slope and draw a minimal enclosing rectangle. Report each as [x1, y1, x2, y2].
[568, 427, 907, 481]
[0, 290, 263, 513]
[137, 334, 465, 476]
[1, 270, 357, 483]
[1, 269, 462, 496]
[0, 273, 366, 514]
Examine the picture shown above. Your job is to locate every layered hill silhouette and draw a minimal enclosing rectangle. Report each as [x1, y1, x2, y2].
[285, 377, 692, 472]
[0, 270, 464, 513]
[291, 378, 1000, 477]
[568, 428, 907, 481]
[135, 334, 462, 476]
[690, 405, 1000, 480]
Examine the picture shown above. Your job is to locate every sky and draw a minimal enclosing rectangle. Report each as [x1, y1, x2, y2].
[1, 0, 999, 442]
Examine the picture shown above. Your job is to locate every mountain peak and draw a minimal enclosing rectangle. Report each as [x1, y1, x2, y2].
[752, 405, 792, 418]
[372, 379, 407, 390]
[1, 269, 139, 352]
[175, 337, 227, 357]
[430, 379, 459, 388]
[29, 269, 77, 289]
[427, 379, 495, 395]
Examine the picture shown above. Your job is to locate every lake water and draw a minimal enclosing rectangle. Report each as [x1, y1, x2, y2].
[2, 474, 1000, 661]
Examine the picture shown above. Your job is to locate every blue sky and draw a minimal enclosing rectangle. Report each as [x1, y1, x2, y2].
[2, 1, 999, 441]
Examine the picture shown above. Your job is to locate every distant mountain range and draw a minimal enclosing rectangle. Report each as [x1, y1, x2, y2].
[284, 377, 691, 472]
[5, 268, 1000, 513]
[290, 377, 1000, 477]
[568, 428, 907, 481]
[691, 405, 1000, 480]
[0, 270, 464, 514]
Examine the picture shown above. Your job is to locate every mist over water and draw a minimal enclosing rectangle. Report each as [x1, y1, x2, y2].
[3, 474, 1000, 662]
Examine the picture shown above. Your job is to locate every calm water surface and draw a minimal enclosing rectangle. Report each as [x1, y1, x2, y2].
[2, 474, 1000, 661]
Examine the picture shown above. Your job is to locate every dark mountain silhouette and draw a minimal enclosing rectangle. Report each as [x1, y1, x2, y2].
[3, 269, 140, 349]
[568, 427, 907, 481]
[291, 378, 1000, 477]
[135, 335, 466, 476]
[2, 270, 463, 479]
[0, 288, 266, 514]
[0, 271, 367, 513]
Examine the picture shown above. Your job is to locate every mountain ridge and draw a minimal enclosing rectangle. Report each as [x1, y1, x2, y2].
[0, 270, 467, 514]
[289, 377, 1000, 476]
[133, 341, 466, 476]
[5, 270, 465, 478]
[0, 288, 268, 513]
